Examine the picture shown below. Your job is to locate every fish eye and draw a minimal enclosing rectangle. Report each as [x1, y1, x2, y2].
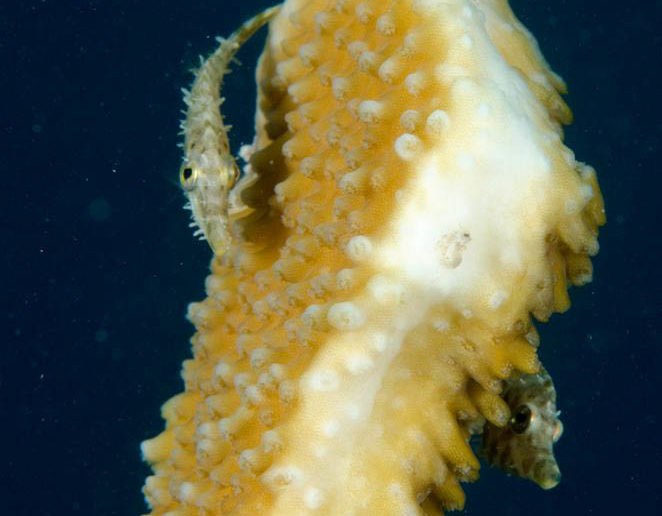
[511, 404, 532, 433]
[179, 165, 197, 191]
[231, 165, 240, 185]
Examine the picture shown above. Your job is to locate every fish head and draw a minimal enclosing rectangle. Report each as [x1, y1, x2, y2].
[482, 370, 564, 490]
[179, 152, 239, 255]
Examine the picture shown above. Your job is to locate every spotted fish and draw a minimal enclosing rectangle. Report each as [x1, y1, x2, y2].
[482, 368, 564, 489]
[179, 5, 280, 255]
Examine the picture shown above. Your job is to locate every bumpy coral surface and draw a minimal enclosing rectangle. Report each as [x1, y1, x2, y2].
[142, 1, 605, 514]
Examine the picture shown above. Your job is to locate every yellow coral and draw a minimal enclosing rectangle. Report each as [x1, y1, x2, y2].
[142, 1, 605, 514]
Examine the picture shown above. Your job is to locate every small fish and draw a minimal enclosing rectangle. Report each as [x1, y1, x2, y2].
[481, 368, 564, 489]
[179, 5, 280, 255]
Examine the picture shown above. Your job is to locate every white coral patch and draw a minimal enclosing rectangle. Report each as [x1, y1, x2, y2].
[344, 402, 363, 420]
[344, 351, 375, 375]
[345, 235, 373, 262]
[405, 71, 426, 95]
[367, 275, 404, 305]
[305, 368, 340, 392]
[332, 77, 350, 100]
[376, 13, 395, 35]
[369, 332, 388, 352]
[378, 56, 402, 83]
[279, 380, 296, 402]
[425, 109, 450, 135]
[303, 486, 325, 509]
[378, 78, 556, 309]
[261, 429, 283, 453]
[455, 151, 475, 171]
[327, 302, 365, 331]
[321, 419, 340, 437]
[394, 133, 423, 161]
[262, 465, 304, 489]
[488, 290, 508, 309]
[358, 100, 384, 123]
[400, 110, 421, 132]
[336, 268, 356, 290]
[432, 317, 450, 332]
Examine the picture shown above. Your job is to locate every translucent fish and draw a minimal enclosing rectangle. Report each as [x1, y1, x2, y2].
[482, 368, 564, 489]
[179, 5, 280, 255]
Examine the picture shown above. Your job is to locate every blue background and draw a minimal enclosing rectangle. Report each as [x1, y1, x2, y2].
[2, 1, 659, 514]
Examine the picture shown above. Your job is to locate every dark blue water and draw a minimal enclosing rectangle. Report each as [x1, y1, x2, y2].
[2, 1, 659, 514]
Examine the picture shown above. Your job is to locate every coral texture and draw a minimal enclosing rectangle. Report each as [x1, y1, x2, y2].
[142, 1, 605, 514]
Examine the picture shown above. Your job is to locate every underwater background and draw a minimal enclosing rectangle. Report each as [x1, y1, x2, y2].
[2, 0, 660, 514]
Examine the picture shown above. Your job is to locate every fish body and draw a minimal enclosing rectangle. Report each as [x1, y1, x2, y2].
[179, 5, 280, 255]
[482, 368, 564, 489]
